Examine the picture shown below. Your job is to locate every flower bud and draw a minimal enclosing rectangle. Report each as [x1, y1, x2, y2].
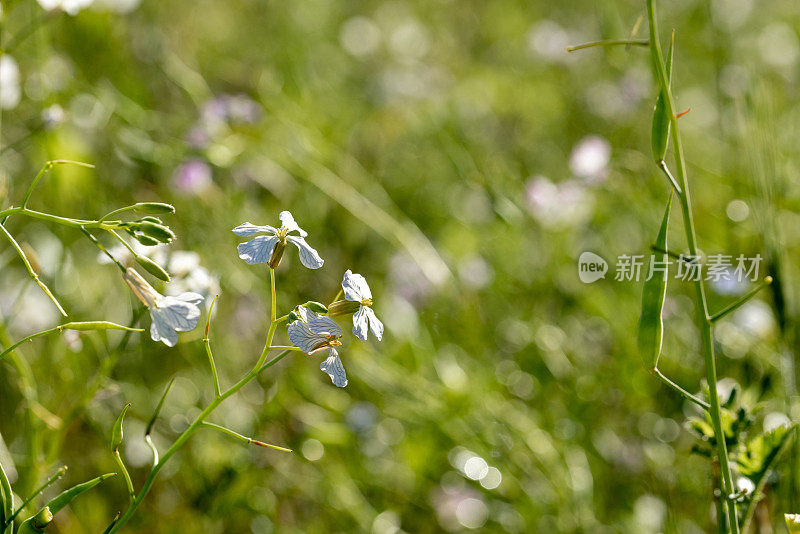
[304, 301, 328, 314]
[136, 221, 175, 243]
[135, 255, 171, 282]
[124, 268, 161, 307]
[137, 216, 163, 224]
[134, 202, 175, 214]
[33, 507, 53, 529]
[129, 231, 161, 247]
[327, 299, 361, 317]
[268, 240, 286, 269]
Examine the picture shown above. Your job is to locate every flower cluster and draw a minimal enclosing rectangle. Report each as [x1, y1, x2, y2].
[233, 211, 382, 387]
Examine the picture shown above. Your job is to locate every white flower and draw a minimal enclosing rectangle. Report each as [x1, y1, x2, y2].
[123, 268, 203, 347]
[0, 55, 21, 110]
[36, 0, 94, 15]
[233, 211, 323, 269]
[288, 308, 347, 387]
[342, 270, 383, 341]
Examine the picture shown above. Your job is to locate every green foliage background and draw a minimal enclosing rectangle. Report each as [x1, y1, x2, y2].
[1, 0, 799, 532]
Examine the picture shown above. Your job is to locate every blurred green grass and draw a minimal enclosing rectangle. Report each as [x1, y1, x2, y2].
[1, 0, 800, 532]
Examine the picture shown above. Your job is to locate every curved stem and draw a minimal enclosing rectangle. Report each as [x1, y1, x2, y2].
[0, 222, 66, 316]
[646, 2, 739, 531]
[566, 38, 649, 52]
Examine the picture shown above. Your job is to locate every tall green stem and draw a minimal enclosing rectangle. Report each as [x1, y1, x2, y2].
[646, 1, 739, 531]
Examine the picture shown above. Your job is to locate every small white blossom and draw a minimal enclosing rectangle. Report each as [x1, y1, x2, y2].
[123, 268, 203, 347]
[342, 270, 383, 341]
[288, 308, 347, 387]
[233, 211, 323, 269]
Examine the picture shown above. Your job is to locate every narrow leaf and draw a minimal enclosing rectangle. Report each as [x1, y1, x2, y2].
[637, 195, 672, 370]
[146, 379, 174, 437]
[47, 472, 117, 515]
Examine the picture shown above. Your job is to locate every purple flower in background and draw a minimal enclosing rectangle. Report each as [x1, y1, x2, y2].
[172, 159, 212, 195]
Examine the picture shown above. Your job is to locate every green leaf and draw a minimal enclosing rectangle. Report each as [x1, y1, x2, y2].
[738, 424, 793, 479]
[146, 379, 174, 437]
[650, 31, 674, 163]
[16, 473, 114, 532]
[111, 404, 131, 452]
[637, 195, 671, 370]
[46, 473, 116, 515]
[739, 425, 795, 530]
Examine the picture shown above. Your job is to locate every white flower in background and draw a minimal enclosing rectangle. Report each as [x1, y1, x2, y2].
[0, 55, 21, 110]
[569, 135, 611, 182]
[233, 211, 323, 269]
[341, 270, 383, 341]
[288, 307, 347, 387]
[525, 176, 594, 229]
[124, 268, 203, 347]
[36, 0, 94, 15]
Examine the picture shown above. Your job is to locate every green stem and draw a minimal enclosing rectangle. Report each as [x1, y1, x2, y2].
[646, 2, 739, 532]
[112, 450, 134, 502]
[80, 227, 126, 273]
[98, 206, 136, 223]
[566, 38, 649, 52]
[0, 207, 119, 229]
[107, 272, 287, 532]
[204, 296, 221, 398]
[652, 368, 710, 410]
[200, 422, 291, 452]
[0, 458, 12, 524]
[270, 268, 276, 322]
[709, 277, 773, 323]
[0, 222, 67, 316]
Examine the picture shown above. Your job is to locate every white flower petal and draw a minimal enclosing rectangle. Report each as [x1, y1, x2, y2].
[365, 306, 384, 341]
[288, 320, 329, 354]
[342, 270, 371, 301]
[286, 235, 323, 269]
[278, 211, 307, 237]
[352, 307, 369, 341]
[232, 222, 277, 236]
[309, 314, 341, 337]
[150, 310, 178, 347]
[320, 348, 348, 387]
[175, 292, 204, 306]
[154, 297, 201, 332]
[237, 235, 279, 265]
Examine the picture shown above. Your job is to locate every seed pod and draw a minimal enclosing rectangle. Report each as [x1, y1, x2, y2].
[637, 195, 671, 370]
[268, 241, 286, 269]
[111, 404, 130, 452]
[650, 31, 674, 164]
[304, 301, 328, 314]
[47, 473, 116, 515]
[134, 202, 175, 214]
[135, 255, 171, 282]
